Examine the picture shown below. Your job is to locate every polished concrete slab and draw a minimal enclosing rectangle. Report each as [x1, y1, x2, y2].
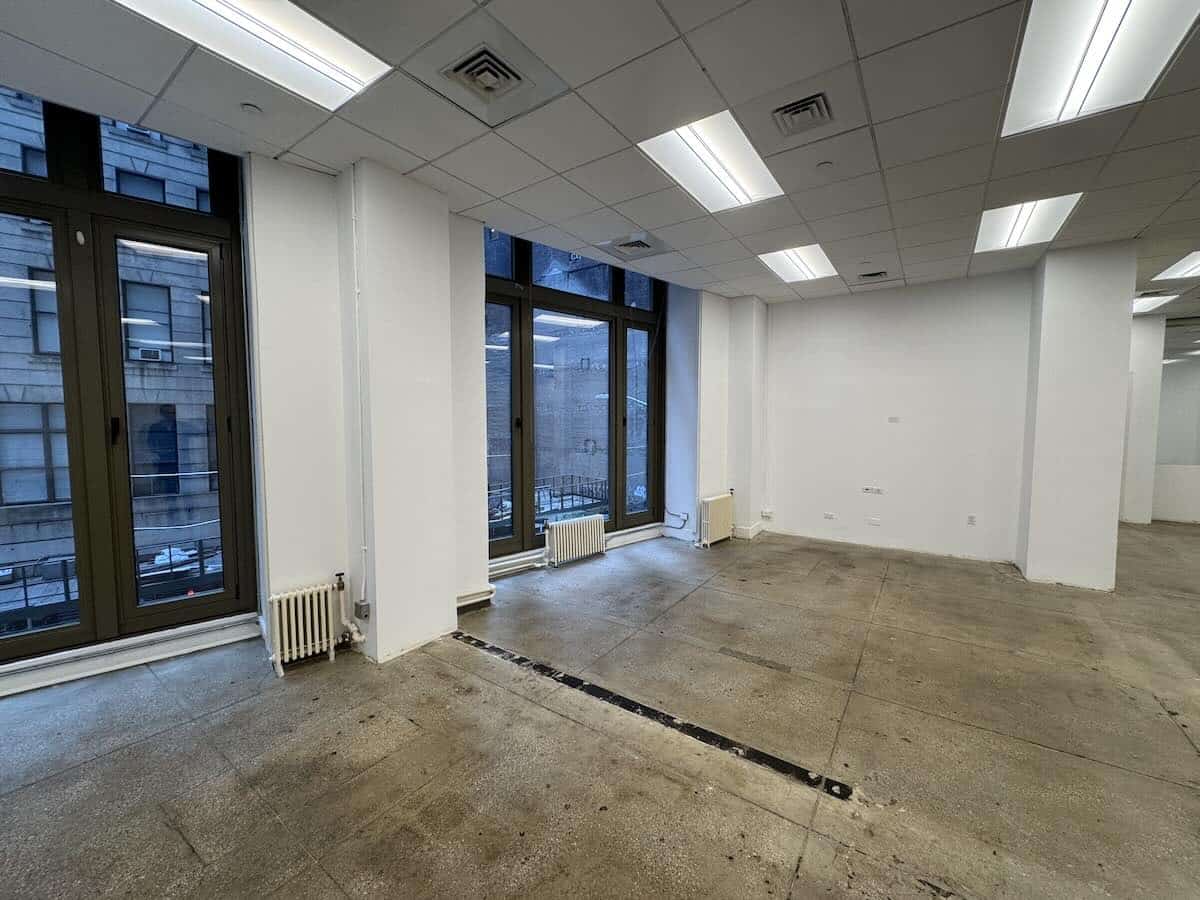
[2, 522, 1198, 898]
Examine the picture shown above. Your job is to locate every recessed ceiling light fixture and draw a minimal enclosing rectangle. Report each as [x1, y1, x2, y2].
[1132, 294, 1178, 313]
[1154, 251, 1200, 280]
[758, 245, 837, 282]
[1003, 0, 1200, 136]
[111, 0, 390, 110]
[974, 193, 1082, 252]
[638, 110, 783, 213]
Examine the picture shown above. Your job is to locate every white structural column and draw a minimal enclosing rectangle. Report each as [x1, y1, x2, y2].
[664, 284, 700, 542]
[1120, 315, 1166, 524]
[339, 160, 458, 661]
[696, 291, 731, 503]
[1017, 242, 1136, 590]
[728, 297, 767, 537]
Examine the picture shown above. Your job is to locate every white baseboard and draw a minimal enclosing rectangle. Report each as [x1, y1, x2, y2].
[605, 522, 663, 549]
[733, 520, 764, 540]
[456, 585, 496, 609]
[0, 612, 262, 698]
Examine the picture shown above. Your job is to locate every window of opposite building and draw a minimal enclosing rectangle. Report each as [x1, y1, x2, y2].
[122, 281, 174, 363]
[0, 402, 68, 505]
[0, 86, 45, 178]
[101, 118, 211, 212]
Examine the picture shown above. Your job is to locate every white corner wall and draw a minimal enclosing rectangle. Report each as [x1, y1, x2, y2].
[1153, 359, 1200, 523]
[765, 272, 1031, 561]
[1018, 242, 1135, 590]
[1119, 316, 1165, 523]
[244, 155, 349, 599]
[664, 284, 700, 542]
[696, 291, 731, 505]
[728, 297, 767, 537]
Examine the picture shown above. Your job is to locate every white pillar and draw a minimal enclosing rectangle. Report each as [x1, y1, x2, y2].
[728, 296, 767, 537]
[664, 284, 700, 542]
[696, 291, 731, 503]
[1120, 315, 1166, 524]
[1016, 241, 1135, 590]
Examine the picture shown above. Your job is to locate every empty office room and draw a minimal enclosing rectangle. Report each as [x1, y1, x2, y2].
[3, 0, 1200, 896]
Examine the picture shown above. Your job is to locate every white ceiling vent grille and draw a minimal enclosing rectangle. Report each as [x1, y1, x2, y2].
[596, 231, 670, 260]
[444, 47, 524, 101]
[615, 239, 653, 255]
[772, 93, 833, 137]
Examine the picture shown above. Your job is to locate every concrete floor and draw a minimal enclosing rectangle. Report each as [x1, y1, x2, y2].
[3, 524, 1199, 898]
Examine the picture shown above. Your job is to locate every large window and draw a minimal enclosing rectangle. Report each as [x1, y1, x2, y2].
[101, 118, 211, 212]
[484, 232, 664, 555]
[0, 87, 45, 178]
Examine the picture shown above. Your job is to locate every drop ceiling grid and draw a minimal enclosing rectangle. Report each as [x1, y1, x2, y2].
[3, 0, 1200, 305]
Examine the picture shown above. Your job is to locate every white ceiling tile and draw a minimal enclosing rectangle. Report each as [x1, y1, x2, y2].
[616, 188, 707, 230]
[1071, 175, 1196, 218]
[488, 0, 677, 87]
[733, 63, 869, 158]
[461, 199, 544, 233]
[0, 31, 154, 124]
[1157, 199, 1200, 224]
[504, 176, 602, 223]
[291, 117, 423, 174]
[684, 240, 754, 267]
[436, 133, 553, 196]
[497, 93, 628, 172]
[278, 152, 338, 176]
[740, 224, 818, 254]
[968, 245, 1048, 276]
[725, 274, 789, 295]
[1119, 88, 1200, 151]
[141, 100, 282, 157]
[795, 276, 850, 298]
[407, 165, 493, 212]
[895, 214, 981, 248]
[341, 71, 487, 160]
[707, 282, 743, 297]
[792, 171, 887, 219]
[560, 208, 639, 243]
[632, 252, 692, 274]
[518, 225, 585, 251]
[1141, 217, 1200, 241]
[992, 107, 1135, 178]
[707, 257, 770, 281]
[900, 238, 975, 265]
[687, 0, 853, 106]
[715, 197, 804, 236]
[890, 184, 985, 227]
[984, 159, 1104, 208]
[838, 251, 902, 284]
[1155, 29, 1200, 98]
[564, 148, 672, 203]
[807, 205, 894, 241]
[294, 0, 475, 65]
[663, 268, 721, 288]
[578, 41, 723, 142]
[1056, 206, 1167, 241]
[1095, 137, 1200, 189]
[161, 50, 327, 148]
[765, 128, 879, 193]
[658, 0, 743, 32]
[884, 145, 992, 202]
[655, 217, 733, 249]
[822, 230, 898, 263]
[3, 0, 190, 94]
[873, 90, 1003, 168]
[860, 4, 1021, 121]
[902, 256, 970, 281]
[846, 0, 1011, 57]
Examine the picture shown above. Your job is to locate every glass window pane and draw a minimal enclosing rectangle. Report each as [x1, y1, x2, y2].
[625, 272, 654, 310]
[626, 329, 650, 515]
[484, 228, 513, 279]
[533, 308, 609, 532]
[0, 86, 46, 178]
[101, 118, 211, 211]
[123, 281, 173, 362]
[115, 238, 223, 605]
[485, 303, 515, 540]
[0, 212, 81, 638]
[533, 245, 610, 301]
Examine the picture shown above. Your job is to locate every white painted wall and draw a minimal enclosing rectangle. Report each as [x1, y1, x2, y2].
[243, 155, 349, 599]
[1157, 360, 1200, 464]
[448, 215, 490, 603]
[728, 297, 767, 536]
[696, 291, 731, 505]
[1119, 316, 1165, 523]
[1018, 242, 1135, 590]
[664, 284, 700, 542]
[766, 272, 1031, 561]
[1153, 466, 1200, 522]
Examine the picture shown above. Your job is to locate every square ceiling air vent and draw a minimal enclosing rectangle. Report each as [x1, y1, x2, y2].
[444, 46, 523, 101]
[595, 231, 670, 260]
[772, 93, 833, 137]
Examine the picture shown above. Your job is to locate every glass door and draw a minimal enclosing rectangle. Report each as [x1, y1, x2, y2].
[620, 323, 656, 528]
[485, 298, 524, 557]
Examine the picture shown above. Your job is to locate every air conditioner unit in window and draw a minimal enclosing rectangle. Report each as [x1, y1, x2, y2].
[138, 348, 162, 361]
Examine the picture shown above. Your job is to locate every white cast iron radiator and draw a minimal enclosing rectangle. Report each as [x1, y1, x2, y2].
[545, 514, 607, 567]
[699, 493, 734, 548]
[267, 578, 342, 677]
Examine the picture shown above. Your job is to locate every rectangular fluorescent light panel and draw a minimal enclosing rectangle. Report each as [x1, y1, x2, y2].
[111, 0, 390, 110]
[638, 110, 783, 213]
[1132, 294, 1177, 313]
[1154, 251, 1200, 280]
[758, 245, 837, 282]
[1004, 0, 1200, 136]
[974, 193, 1082, 253]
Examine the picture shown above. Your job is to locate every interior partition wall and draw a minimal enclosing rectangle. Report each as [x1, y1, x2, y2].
[0, 88, 255, 663]
[484, 231, 666, 558]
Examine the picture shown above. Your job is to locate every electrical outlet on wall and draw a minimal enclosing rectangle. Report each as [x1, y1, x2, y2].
[761, 507, 774, 519]
[861, 486, 883, 495]
[866, 516, 881, 526]
[967, 514, 977, 526]
[823, 512, 836, 520]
